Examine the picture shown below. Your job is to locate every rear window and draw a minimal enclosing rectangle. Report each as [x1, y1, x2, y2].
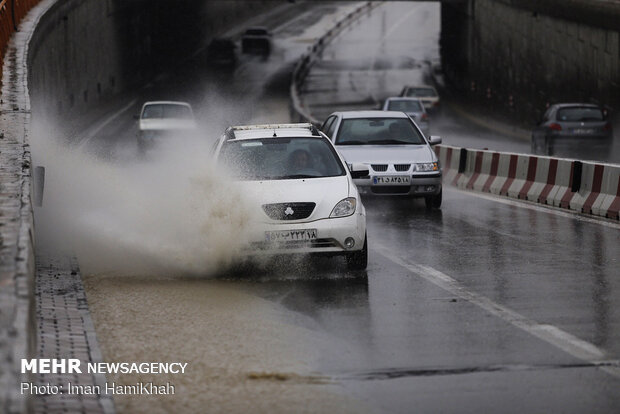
[335, 118, 426, 145]
[387, 100, 423, 112]
[556, 107, 604, 122]
[142, 104, 193, 119]
[404, 87, 437, 98]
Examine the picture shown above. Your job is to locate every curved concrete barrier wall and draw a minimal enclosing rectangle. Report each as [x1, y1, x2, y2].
[289, 2, 377, 126]
[0, 0, 56, 411]
[435, 145, 620, 221]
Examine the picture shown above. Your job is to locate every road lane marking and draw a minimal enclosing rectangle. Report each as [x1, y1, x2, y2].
[451, 187, 620, 230]
[374, 244, 620, 379]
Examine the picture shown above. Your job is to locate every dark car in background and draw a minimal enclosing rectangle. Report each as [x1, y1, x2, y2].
[241, 27, 272, 55]
[206, 37, 237, 67]
[531, 103, 613, 155]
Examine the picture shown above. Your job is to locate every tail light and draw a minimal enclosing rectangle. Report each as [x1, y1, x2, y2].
[603, 122, 612, 131]
[421, 113, 428, 121]
[549, 123, 562, 131]
[433, 101, 440, 107]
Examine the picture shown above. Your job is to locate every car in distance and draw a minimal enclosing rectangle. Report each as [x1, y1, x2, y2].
[206, 37, 237, 68]
[400, 85, 440, 114]
[382, 97, 430, 137]
[531, 103, 613, 155]
[320, 111, 442, 209]
[136, 101, 197, 151]
[241, 27, 272, 55]
[212, 123, 368, 270]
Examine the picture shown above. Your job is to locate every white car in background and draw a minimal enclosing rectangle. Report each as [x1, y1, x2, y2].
[212, 123, 368, 270]
[382, 97, 430, 137]
[320, 111, 443, 209]
[136, 101, 197, 151]
[400, 85, 440, 114]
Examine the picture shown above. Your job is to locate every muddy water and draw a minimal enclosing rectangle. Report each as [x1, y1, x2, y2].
[84, 274, 369, 414]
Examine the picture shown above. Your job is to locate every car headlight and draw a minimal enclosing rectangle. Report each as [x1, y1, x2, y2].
[330, 197, 357, 218]
[413, 162, 439, 172]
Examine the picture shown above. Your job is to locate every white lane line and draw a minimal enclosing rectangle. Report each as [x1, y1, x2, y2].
[450, 187, 620, 230]
[374, 244, 620, 379]
[77, 98, 138, 149]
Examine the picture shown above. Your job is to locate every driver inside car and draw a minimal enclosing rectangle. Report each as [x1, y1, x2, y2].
[288, 149, 314, 173]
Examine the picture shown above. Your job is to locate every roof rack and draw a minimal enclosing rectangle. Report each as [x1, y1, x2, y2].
[224, 123, 320, 140]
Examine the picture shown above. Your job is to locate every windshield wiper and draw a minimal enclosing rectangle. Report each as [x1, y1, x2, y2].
[336, 140, 368, 145]
[277, 174, 321, 179]
[368, 139, 416, 145]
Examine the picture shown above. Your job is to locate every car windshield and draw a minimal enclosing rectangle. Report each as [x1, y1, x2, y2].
[142, 104, 193, 119]
[335, 118, 426, 145]
[404, 87, 437, 98]
[556, 107, 604, 122]
[387, 100, 423, 112]
[219, 137, 346, 181]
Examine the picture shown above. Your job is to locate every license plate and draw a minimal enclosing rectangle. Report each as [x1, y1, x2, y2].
[572, 128, 594, 134]
[265, 229, 317, 242]
[373, 175, 411, 185]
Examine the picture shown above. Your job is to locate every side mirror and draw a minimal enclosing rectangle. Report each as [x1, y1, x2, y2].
[428, 135, 442, 145]
[349, 163, 369, 179]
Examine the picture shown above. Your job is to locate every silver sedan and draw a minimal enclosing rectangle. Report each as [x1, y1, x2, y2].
[382, 97, 430, 137]
[320, 111, 443, 209]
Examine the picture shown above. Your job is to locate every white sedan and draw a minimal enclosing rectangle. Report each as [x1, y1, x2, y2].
[212, 123, 368, 270]
[320, 111, 443, 209]
[136, 101, 197, 151]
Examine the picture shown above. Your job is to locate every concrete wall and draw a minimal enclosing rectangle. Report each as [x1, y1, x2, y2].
[441, 0, 620, 124]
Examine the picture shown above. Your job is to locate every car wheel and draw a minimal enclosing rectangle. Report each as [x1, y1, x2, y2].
[346, 234, 368, 271]
[425, 188, 442, 210]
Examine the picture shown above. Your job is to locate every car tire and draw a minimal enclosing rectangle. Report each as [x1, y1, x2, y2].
[346, 234, 368, 271]
[425, 188, 442, 210]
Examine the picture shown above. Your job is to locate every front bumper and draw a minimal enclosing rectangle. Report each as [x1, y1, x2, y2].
[355, 173, 442, 196]
[243, 212, 366, 256]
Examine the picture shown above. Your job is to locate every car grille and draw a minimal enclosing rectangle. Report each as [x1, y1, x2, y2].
[262, 202, 316, 220]
[371, 186, 411, 194]
[250, 238, 338, 250]
[371, 164, 388, 172]
[394, 164, 411, 172]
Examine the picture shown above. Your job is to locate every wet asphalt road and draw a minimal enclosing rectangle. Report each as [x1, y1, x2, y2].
[37, 1, 620, 413]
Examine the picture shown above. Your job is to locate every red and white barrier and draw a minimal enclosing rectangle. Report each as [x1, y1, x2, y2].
[436, 145, 620, 220]
[592, 165, 620, 219]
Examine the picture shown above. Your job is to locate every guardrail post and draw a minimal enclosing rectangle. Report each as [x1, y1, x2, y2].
[34, 166, 45, 207]
[458, 148, 467, 173]
[571, 161, 582, 193]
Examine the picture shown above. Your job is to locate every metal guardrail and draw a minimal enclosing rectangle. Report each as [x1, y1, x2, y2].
[289, 1, 378, 127]
[0, 0, 40, 89]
